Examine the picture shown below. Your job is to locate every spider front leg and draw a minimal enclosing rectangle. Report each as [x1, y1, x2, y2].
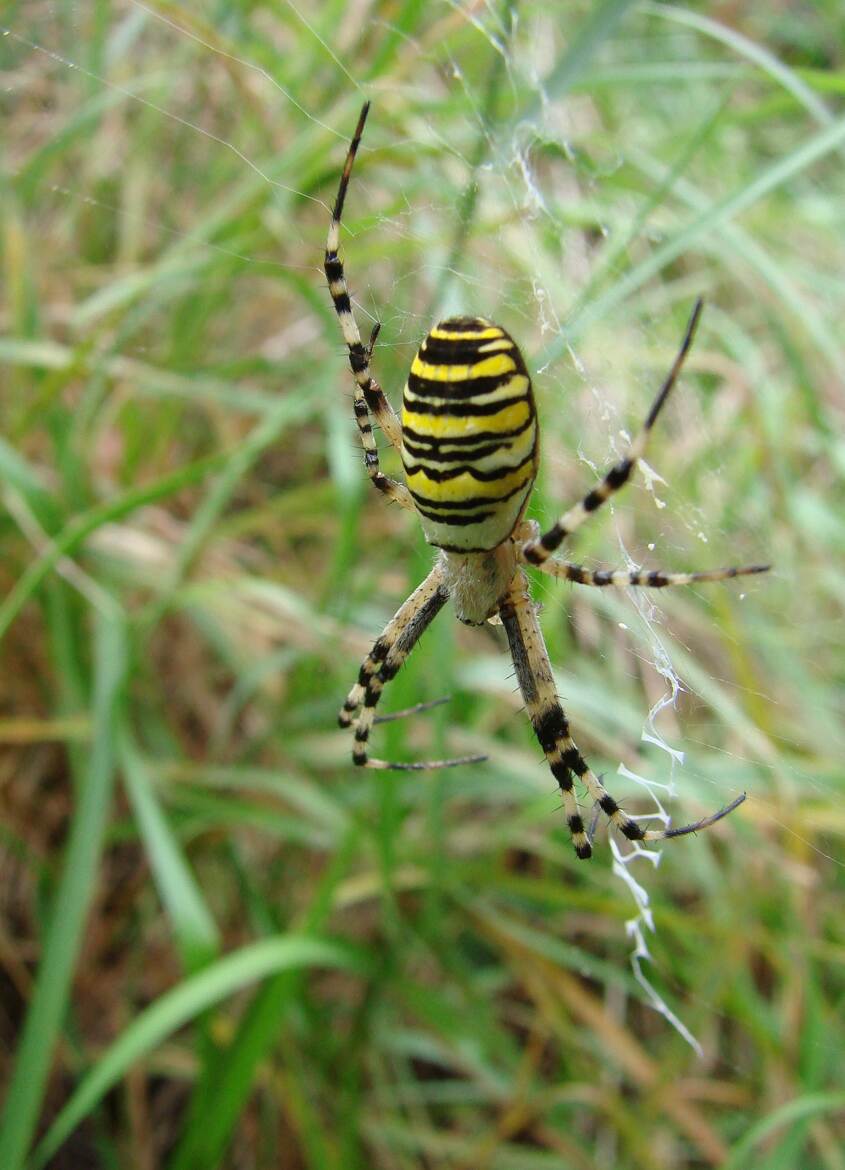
[523, 299, 703, 566]
[325, 101, 412, 509]
[340, 562, 485, 771]
[499, 569, 743, 860]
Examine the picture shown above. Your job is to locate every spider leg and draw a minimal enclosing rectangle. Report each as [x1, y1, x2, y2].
[532, 558, 770, 589]
[523, 299, 703, 565]
[340, 563, 486, 770]
[325, 101, 411, 507]
[499, 570, 595, 859]
[499, 569, 742, 859]
[646, 791, 746, 841]
[374, 695, 451, 723]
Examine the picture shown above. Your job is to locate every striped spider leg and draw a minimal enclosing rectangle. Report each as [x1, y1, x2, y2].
[324, 101, 411, 510]
[338, 562, 485, 771]
[522, 300, 708, 565]
[533, 559, 770, 590]
[499, 571, 747, 860]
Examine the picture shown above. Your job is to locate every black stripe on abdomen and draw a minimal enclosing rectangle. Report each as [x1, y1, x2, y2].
[402, 451, 535, 483]
[403, 394, 528, 417]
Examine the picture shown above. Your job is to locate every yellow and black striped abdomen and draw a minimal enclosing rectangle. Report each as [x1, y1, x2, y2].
[400, 318, 538, 552]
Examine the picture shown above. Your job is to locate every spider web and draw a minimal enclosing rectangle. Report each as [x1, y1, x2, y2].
[1, 0, 825, 1060]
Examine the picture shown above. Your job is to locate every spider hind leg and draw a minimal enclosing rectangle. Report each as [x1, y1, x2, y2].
[499, 570, 742, 859]
[499, 573, 595, 859]
[641, 791, 746, 841]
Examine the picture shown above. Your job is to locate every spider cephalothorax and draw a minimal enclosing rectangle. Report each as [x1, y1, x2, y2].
[325, 103, 767, 860]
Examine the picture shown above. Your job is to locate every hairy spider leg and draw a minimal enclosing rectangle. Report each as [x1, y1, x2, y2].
[523, 299, 704, 565]
[325, 101, 411, 508]
[535, 560, 770, 589]
[499, 573, 594, 858]
[374, 695, 451, 724]
[499, 570, 745, 860]
[339, 563, 486, 771]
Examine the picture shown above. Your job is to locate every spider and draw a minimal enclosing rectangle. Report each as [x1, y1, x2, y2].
[325, 103, 768, 860]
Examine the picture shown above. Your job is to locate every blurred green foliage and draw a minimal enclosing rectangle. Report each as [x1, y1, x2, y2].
[1, 1, 844, 1167]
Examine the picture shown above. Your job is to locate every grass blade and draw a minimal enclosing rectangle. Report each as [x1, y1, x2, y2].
[120, 728, 221, 971]
[31, 936, 370, 1168]
[0, 609, 127, 1170]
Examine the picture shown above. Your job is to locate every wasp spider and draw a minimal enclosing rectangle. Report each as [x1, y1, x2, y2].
[326, 103, 768, 860]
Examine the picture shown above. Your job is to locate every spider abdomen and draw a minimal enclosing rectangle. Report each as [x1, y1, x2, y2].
[401, 317, 538, 552]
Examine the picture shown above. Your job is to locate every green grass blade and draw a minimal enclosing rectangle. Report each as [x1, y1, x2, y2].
[30, 936, 370, 1169]
[0, 610, 127, 1170]
[534, 0, 639, 109]
[147, 392, 316, 622]
[0, 451, 227, 645]
[119, 728, 221, 971]
[0, 435, 61, 532]
[722, 1092, 845, 1170]
[645, 2, 835, 125]
[540, 109, 845, 364]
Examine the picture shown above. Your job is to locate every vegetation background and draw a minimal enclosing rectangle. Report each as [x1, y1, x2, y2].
[1, 1, 844, 1167]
